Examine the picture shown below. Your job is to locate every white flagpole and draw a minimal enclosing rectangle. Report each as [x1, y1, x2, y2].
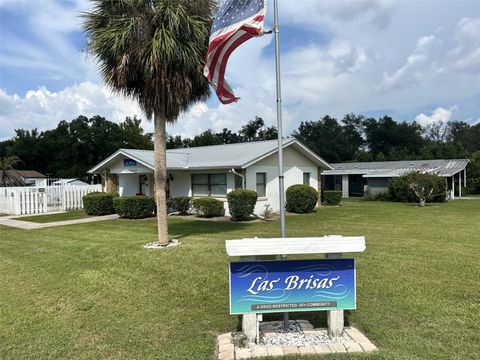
[273, 0, 289, 329]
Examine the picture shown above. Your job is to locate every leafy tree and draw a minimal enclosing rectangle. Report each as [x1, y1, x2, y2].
[239, 117, 277, 142]
[402, 171, 447, 207]
[83, 0, 215, 245]
[216, 128, 240, 144]
[0, 155, 24, 186]
[293, 115, 362, 163]
[363, 116, 425, 160]
[191, 130, 222, 147]
[467, 151, 480, 194]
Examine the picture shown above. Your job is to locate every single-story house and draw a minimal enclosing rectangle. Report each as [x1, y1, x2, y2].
[322, 159, 470, 199]
[0, 170, 47, 187]
[52, 178, 89, 186]
[88, 138, 332, 215]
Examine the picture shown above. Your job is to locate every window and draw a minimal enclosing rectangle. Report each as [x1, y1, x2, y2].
[256, 173, 266, 197]
[303, 172, 311, 185]
[192, 173, 227, 197]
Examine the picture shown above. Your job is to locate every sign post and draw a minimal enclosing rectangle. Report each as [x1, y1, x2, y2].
[226, 236, 366, 342]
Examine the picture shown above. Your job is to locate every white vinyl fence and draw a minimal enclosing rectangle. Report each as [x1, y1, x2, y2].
[0, 185, 102, 215]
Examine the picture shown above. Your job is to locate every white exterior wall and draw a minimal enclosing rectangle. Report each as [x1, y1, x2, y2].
[245, 147, 319, 214]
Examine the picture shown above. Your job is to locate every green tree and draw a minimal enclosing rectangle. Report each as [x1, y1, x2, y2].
[83, 0, 215, 245]
[467, 151, 480, 194]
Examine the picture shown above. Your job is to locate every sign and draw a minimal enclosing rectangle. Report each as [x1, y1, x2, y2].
[123, 159, 137, 167]
[229, 258, 355, 315]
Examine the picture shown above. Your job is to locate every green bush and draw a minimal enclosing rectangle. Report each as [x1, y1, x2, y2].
[388, 177, 417, 202]
[388, 173, 447, 204]
[227, 189, 258, 220]
[113, 196, 155, 219]
[192, 198, 225, 218]
[286, 184, 318, 213]
[82, 192, 117, 215]
[323, 190, 342, 206]
[167, 196, 192, 215]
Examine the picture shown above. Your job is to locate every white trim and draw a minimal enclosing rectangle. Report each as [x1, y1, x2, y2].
[88, 149, 154, 173]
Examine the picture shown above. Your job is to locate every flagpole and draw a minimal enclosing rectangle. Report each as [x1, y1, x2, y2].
[273, 0, 289, 330]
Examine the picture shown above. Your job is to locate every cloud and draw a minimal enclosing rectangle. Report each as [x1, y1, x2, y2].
[0, 82, 145, 140]
[414, 106, 457, 127]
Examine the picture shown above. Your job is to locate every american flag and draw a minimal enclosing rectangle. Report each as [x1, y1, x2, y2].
[204, 0, 268, 104]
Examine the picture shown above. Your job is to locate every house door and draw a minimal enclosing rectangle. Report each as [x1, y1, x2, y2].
[140, 175, 149, 196]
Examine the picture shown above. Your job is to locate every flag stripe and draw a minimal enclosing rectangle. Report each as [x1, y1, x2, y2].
[204, 0, 267, 104]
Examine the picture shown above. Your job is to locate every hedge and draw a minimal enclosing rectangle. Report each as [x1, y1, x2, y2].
[227, 189, 258, 220]
[167, 196, 192, 215]
[82, 192, 117, 215]
[323, 190, 342, 206]
[192, 198, 225, 218]
[113, 196, 155, 219]
[286, 184, 318, 213]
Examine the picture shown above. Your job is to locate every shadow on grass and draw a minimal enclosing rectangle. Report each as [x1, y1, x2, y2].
[167, 217, 255, 241]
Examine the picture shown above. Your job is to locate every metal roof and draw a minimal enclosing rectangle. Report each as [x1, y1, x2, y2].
[88, 138, 332, 173]
[322, 159, 469, 178]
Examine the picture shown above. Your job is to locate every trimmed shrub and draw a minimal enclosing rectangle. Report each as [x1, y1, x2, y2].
[323, 190, 342, 206]
[113, 196, 155, 219]
[227, 189, 258, 220]
[286, 184, 318, 213]
[83, 192, 116, 215]
[167, 196, 192, 215]
[192, 198, 225, 218]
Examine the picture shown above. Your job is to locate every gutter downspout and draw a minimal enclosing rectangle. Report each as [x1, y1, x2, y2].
[230, 169, 245, 189]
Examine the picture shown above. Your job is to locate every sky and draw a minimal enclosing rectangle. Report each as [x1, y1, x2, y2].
[0, 0, 479, 141]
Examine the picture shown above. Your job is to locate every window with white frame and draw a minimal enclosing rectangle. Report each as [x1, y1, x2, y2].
[192, 173, 227, 197]
[256, 173, 266, 197]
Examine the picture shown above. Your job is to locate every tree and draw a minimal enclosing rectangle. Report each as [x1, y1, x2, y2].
[467, 151, 480, 194]
[0, 155, 24, 187]
[403, 171, 444, 207]
[239, 117, 277, 142]
[83, 0, 215, 245]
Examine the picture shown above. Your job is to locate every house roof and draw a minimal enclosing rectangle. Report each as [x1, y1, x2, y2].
[0, 170, 46, 179]
[88, 138, 332, 173]
[322, 159, 469, 178]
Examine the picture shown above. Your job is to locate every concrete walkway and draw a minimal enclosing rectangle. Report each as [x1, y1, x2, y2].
[0, 214, 119, 230]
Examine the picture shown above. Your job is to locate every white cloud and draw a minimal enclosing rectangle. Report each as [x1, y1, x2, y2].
[0, 82, 145, 139]
[414, 106, 457, 127]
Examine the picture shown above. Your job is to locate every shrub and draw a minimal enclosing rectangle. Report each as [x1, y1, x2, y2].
[192, 198, 225, 217]
[389, 172, 447, 205]
[113, 196, 155, 219]
[323, 190, 342, 206]
[82, 192, 117, 215]
[167, 196, 192, 215]
[227, 189, 258, 220]
[388, 177, 417, 202]
[286, 184, 318, 213]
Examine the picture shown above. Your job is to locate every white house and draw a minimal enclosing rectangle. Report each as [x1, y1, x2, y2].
[52, 178, 89, 186]
[88, 139, 332, 215]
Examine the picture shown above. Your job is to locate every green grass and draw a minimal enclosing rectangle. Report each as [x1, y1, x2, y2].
[1, 200, 479, 359]
[12, 210, 90, 223]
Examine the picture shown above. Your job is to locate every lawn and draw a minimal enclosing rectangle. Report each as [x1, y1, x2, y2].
[0, 200, 479, 360]
[12, 210, 90, 223]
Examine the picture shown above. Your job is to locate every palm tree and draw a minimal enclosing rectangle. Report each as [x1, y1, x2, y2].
[0, 155, 24, 187]
[83, 0, 215, 245]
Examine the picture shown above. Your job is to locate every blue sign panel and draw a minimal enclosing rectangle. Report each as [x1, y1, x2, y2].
[229, 259, 356, 315]
[123, 159, 137, 167]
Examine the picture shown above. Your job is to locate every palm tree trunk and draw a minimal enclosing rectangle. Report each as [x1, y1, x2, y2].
[153, 112, 169, 246]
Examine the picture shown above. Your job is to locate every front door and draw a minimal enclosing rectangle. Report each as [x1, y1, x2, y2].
[140, 175, 149, 196]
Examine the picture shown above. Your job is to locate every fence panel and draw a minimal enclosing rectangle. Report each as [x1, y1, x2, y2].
[0, 184, 102, 215]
